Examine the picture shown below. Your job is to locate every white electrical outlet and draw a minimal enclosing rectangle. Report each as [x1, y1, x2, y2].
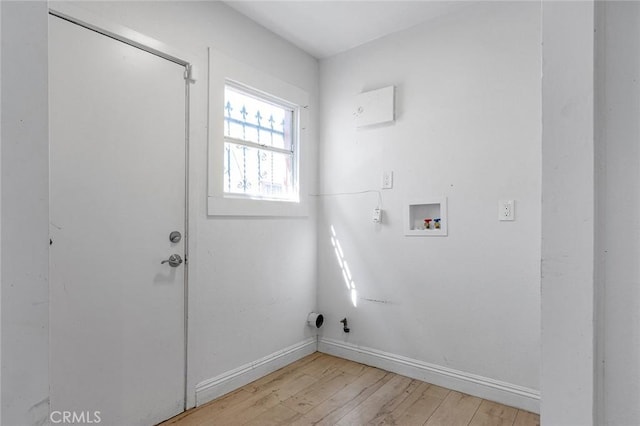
[373, 208, 382, 223]
[498, 200, 515, 221]
[382, 171, 393, 189]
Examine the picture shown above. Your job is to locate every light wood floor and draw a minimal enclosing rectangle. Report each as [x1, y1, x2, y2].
[161, 352, 540, 426]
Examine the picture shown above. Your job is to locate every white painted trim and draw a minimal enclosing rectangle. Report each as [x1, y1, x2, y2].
[48, 2, 196, 72]
[195, 338, 317, 406]
[318, 337, 540, 414]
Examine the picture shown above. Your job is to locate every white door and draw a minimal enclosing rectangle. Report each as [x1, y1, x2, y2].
[49, 15, 187, 426]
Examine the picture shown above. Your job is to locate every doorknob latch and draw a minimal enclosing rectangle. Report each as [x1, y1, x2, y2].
[161, 254, 183, 267]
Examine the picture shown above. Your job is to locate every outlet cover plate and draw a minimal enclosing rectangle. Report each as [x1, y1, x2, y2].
[499, 200, 515, 221]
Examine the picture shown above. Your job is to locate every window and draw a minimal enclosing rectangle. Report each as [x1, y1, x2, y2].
[223, 84, 298, 202]
[207, 50, 309, 216]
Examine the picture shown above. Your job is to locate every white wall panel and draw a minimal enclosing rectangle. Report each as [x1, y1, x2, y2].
[1, 2, 50, 424]
[318, 1, 541, 410]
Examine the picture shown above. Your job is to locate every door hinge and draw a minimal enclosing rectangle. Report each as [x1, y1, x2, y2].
[184, 64, 196, 83]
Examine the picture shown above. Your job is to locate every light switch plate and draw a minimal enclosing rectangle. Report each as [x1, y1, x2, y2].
[382, 171, 393, 189]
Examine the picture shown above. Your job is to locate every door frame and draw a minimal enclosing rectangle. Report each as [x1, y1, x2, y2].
[48, 2, 198, 412]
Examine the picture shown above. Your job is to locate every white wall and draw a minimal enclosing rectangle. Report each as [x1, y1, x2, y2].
[540, 1, 596, 425]
[317, 1, 541, 411]
[0, 2, 3, 422]
[595, 2, 640, 424]
[1, 2, 50, 425]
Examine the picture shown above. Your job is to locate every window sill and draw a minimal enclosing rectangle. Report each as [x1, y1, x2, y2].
[207, 195, 308, 217]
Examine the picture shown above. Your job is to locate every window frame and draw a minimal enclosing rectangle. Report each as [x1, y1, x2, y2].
[207, 49, 309, 217]
[222, 82, 299, 202]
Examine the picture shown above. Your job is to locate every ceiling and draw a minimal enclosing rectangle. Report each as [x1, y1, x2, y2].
[224, 1, 470, 59]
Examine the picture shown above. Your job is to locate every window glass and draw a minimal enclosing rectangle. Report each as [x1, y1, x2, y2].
[223, 85, 297, 201]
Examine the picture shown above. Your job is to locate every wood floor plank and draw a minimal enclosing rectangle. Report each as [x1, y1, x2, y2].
[159, 388, 252, 425]
[243, 403, 302, 426]
[330, 357, 368, 377]
[469, 400, 518, 426]
[297, 353, 350, 379]
[360, 378, 424, 425]
[199, 372, 318, 425]
[281, 370, 357, 414]
[514, 410, 541, 426]
[334, 374, 417, 425]
[424, 391, 483, 426]
[369, 382, 450, 426]
[244, 353, 324, 394]
[291, 367, 391, 426]
[422, 384, 452, 400]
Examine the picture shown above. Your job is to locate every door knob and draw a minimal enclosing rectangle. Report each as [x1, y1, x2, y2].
[161, 254, 182, 267]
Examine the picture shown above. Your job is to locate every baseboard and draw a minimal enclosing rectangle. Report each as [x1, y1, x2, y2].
[318, 337, 540, 414]
[195, 337, 317, 406]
